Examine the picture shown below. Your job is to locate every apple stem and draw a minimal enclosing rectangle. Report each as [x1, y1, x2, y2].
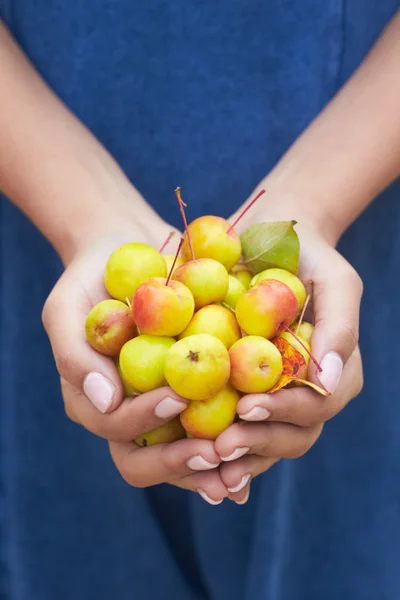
[165, 237, 184, 286]
[125, 297, 132, 309]
[159, 231, 176, 253]
[175, 187, 195, 260]
[295, 293, 311, 335]
[227, 189, 266, 233]
[282, 324, 323, 373]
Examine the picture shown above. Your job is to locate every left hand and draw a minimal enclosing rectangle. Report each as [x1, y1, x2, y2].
[214, 216, 364, 504]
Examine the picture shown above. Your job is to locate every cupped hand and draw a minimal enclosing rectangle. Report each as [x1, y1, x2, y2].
[215, 218, 364, 504]
[42, 222, 229, 504]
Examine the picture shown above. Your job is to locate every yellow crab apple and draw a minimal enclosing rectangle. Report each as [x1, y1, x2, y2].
[119, 335, 175, 393]
[180, 384, 240, 440]
[172, 258, 229, 309]
[135, 417, 186, 447]
[132, 277, 194, 337]
[85, 299, 137, 356]
[164, 334, 230, 400]
[250, 268, 306, 311]
[229, 336, 283, 393]
[236, 279, 298, 339]
[178, 304, 241, 349]
[104, 242, 167, 302]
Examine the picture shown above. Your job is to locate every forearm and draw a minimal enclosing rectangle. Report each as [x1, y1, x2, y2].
[0, 21, 166, 263]
[246, 11, 400, 244]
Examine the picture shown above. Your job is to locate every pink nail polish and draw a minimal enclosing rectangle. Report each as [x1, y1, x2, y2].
[221, 447, 249, 462]
[235, 486, 250, 505]
[83, 372, 115, 413]
[155, 396, 187, 419]
[240, 406, 270, 421]
[317, 351, 343, 393]
[198, 489, 223, 506]
[187, 456, 219, 471]
[227, 473, 251, 493]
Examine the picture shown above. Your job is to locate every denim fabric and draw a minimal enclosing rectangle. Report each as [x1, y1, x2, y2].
[1, 2, 399, 599]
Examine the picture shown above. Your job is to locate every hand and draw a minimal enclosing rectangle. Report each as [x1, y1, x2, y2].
[42, 221, 230, 504]
[214, 218, 364, 503]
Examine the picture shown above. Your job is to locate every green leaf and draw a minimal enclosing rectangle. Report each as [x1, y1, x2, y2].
[240, 221, 300, 275]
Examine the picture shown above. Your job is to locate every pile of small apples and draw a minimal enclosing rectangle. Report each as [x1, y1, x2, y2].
[85, 189, 318, 447]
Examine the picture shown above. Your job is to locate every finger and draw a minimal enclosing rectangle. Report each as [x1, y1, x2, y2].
[62, 381, 191, 442]
[220, 455, 280, 504]
[237, 346, 363, 427]
[215, 421, 323, 461]
[42, 268, 124, 414]
[178, 471, 229, 505]
[310, 252, 363, 393]
[109, 437, 222, 487]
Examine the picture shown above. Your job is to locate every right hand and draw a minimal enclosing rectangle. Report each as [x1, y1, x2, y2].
[42, 222, 230, 504]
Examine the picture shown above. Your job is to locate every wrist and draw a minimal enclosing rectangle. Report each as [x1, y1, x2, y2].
[238, 179, 346, 248]
[56, 184, 173, 266]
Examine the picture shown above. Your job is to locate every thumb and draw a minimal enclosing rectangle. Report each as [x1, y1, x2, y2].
[42, 274, 124, 414]
[310, 254, 363, 394]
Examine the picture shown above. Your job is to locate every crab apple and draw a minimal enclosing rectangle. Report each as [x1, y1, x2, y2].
[104, 242, 167, 303]
[178, 304, 241, 349]
[164, 334, 230, 401]
[132, 278, 194, 337]
[85, 299, 137, 356]
[235, 279, 298, 339]
[180, 384, 240, 440]
[119, 335, 175, 393]
[181, 216, 241, 271]
[229, 336, 283, 393]
[250, 268, 306, 311]
[135, 416, 186, 447]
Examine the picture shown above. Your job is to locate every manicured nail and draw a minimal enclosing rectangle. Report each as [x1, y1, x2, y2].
[221, 447, 249, 462]
[155, 396, 187, 419]
[240, 406, 270, 421]
[227, 473, 251, 493]
[187, 456, 220, 471]
[83, 372, 115, 413]
[198, 489, 223, 505]
[235, 486, 250, 505]
[317, 351, 343, 393]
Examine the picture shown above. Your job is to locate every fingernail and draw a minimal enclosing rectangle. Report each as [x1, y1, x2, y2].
[227, 473, 251, 493]
[235, 486, 251, 505]
[187, 456, 220, 471]
[83, 372, 115, 413]
[198, 489, 223, 505]
[155, 396, 187, 419]
[240, 406, 270, 421]
[221, 447, 249, 462]
[317, 351, 343, 393]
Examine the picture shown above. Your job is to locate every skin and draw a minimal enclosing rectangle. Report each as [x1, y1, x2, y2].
[229, 336, 283, 393]
[172, 258, 229, 309]
[250, 268, 307, 311]
[85, 299, 137, 356]
[119, 335, 176, 393]
[236, 279, 298, 338]
[164, 334, 231, 401]
[2, 14, 400, 502]
[178, 304, 241, 350]
[181, 216, 241, 271]
[181, 385, 240, 440]
[132, 277, 195, 337]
